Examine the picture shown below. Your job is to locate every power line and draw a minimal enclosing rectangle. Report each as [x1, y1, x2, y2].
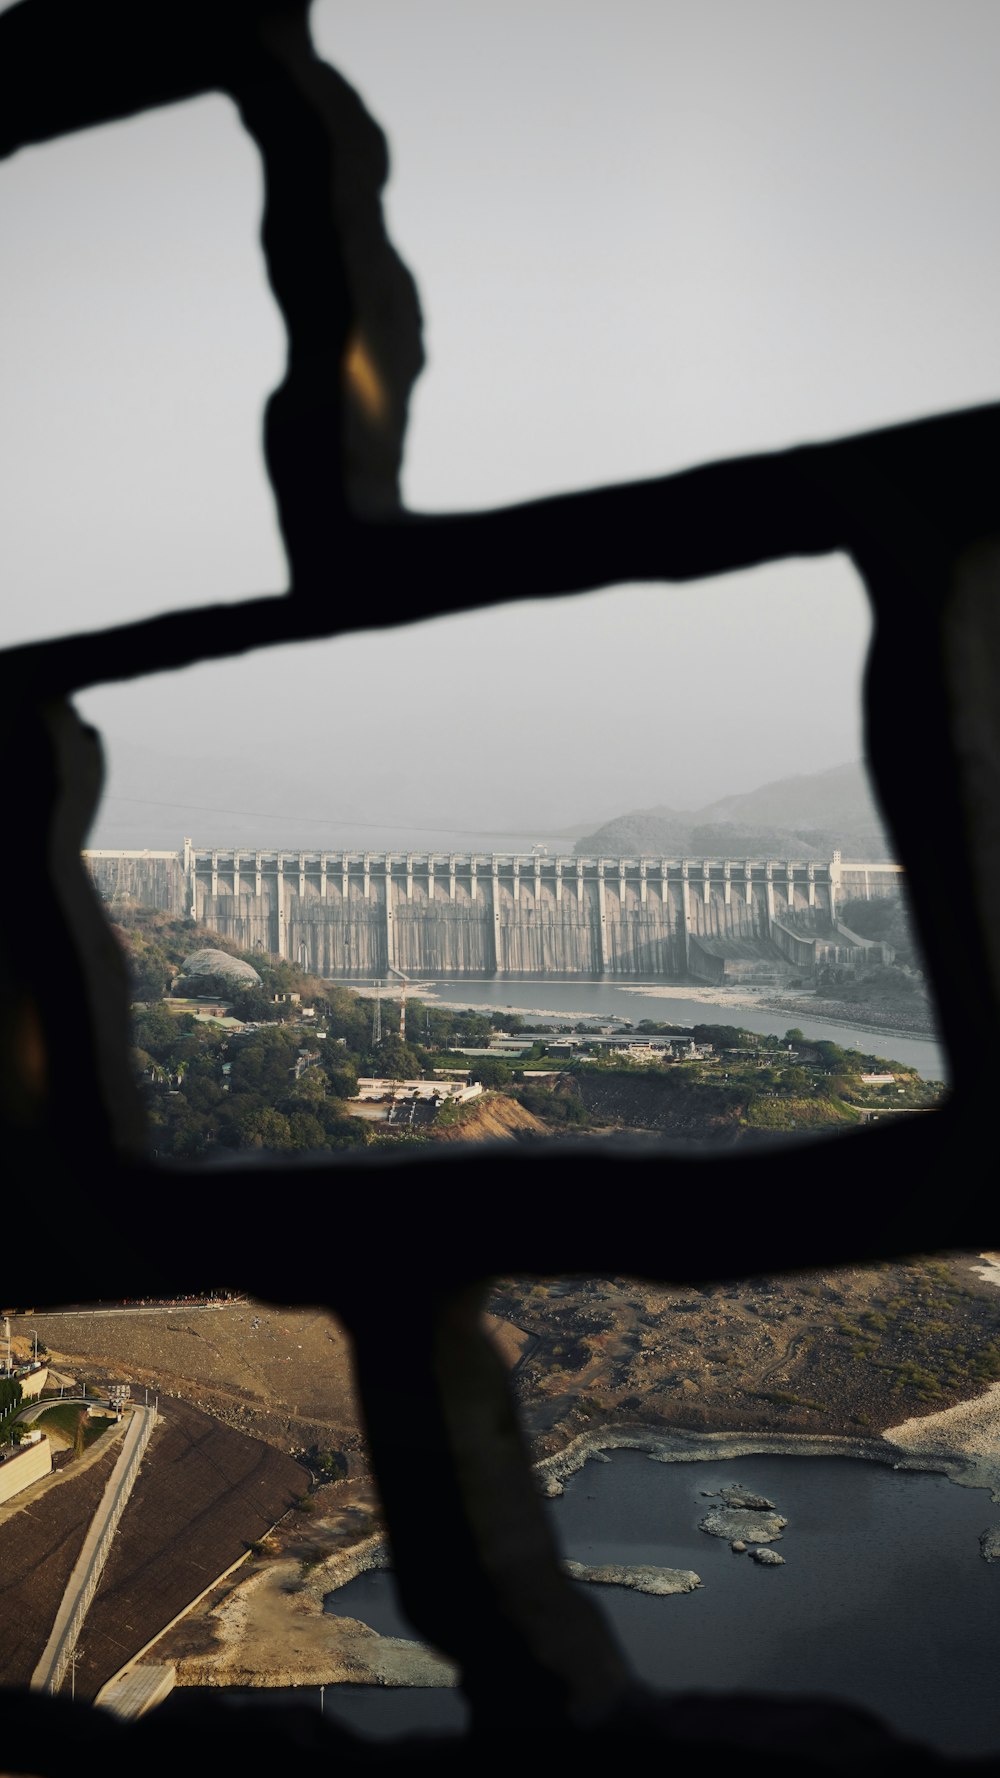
[97, 792, 577, 842]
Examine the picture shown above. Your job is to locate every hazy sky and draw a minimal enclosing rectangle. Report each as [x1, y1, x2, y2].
[3, 2, 1000, 845]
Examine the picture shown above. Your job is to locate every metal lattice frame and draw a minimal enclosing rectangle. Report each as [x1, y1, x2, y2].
[1, 4, 998, 1771]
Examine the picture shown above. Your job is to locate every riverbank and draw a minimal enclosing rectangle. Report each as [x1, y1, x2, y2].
[355, 975, 934, 1035]
[166, 1533, 458, 1691]
[358, 976, 946, 1078]
[536, 1385, 1000, 1505]
[763, 992, 936, 1041]
[158, 1373, 1000, 1697]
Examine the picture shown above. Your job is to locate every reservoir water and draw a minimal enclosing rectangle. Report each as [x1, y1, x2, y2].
[376, 976, 947, 1081]
[171, 1451, 1000, 1753]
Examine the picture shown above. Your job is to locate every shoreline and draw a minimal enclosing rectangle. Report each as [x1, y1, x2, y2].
[535, 1397, 1000, 1503]
[760, 995, 936, 1044]
[164, 1383, 1000, 1696]
[343, 977, 938, 1048]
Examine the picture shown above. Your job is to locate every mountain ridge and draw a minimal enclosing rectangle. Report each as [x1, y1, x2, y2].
[576, 762, 894, 861]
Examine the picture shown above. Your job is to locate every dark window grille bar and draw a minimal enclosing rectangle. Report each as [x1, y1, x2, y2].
[0, 5, 997, 1771]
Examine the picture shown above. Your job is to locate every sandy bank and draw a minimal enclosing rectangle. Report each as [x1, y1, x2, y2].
[535, 1403, 1000, 1504]
[762, 994, 936, 1042]
[883, 1381, 1000, 1501]
[536, 1425, 906, 1494]
[358, 981, 784, 1019]
[168, 1382, 1000, 1695]
[172, 1535, 458, 1691]
[970, 1255, 1000, 1293]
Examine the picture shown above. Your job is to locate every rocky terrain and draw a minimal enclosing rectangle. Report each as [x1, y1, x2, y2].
[19, 1254, 1000, 1697]
[30, 1303, 363, 1459]
[767, 984, 936, 1039]
[492, 1255, 1000, 1453]
[28, 1257, 1000, 1473]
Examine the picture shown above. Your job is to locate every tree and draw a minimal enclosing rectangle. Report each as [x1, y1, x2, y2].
[470, 1057, 512, 1089]
[490, 1011, 525, 1033]
[779, 1067, 811, 1094]
[223, 1105, 294, 1151]
[0, 1375, 23, 1439]
[161, 1102, 214, 1158]
[182, 1059, 225, 1113]
[691, 1024, 746, 1049]
[320, 1111, 373, 1150]
[364, 1035, 422, 1079]
[133, 1003, 193, 1060]
[310, 1446, 348, 1479]
[319, 1047, 360, 1100]
[230, 984, 284, 1023]
[314, 984, 371, 1050]
[131, 953, 172, 1001]
[283, 1067, 330, 1110]
[287, 1109, 326, 1150]
[228, 1029, 299, 1096]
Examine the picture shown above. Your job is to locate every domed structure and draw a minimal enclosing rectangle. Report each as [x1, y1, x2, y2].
[174, 948, 262, 991]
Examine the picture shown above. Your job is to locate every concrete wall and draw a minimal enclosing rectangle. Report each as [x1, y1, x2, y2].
[85, 852, 187, 916]
[82, 846, 903, 982]
[17, 1367, 48, 1401]
[0, 1434, 51, 1504]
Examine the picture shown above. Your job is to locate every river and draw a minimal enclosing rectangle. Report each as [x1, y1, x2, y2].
[166, 1450, 999, 1754]
[359, 976, 947, 1081]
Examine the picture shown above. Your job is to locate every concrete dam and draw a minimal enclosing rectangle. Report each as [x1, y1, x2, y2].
[83, 843, 903, 985]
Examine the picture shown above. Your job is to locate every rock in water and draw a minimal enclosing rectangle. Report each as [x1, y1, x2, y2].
[751, 1547, 785, 1566]
[979, 1526, 1000, 1563]
[699, 1508, 787, 1543]
[730, 1541, 747, 1554]
[717, 1485, 776, 1511]
[563, 1560, 701, 1596]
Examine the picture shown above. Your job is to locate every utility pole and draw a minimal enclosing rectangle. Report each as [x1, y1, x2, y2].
[388, 965, 408, 1041]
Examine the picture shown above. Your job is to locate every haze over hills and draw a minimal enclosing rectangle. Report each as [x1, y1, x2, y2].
[85, 736, 579, 856]
[85, 739, 890, 863]
[576, 762, 894, 861]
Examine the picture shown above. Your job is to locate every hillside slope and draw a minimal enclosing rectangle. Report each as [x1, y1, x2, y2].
[431, 1094, 549, 1142]
[577, 761, 893, 860]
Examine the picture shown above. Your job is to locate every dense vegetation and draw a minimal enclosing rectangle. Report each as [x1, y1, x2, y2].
[114, 913, 944, 1160]
[0, 1375, 22, 1443]
[119, 916, 531, 1159]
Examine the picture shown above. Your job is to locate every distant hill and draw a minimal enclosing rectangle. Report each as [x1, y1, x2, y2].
[575, 763, 894, 860]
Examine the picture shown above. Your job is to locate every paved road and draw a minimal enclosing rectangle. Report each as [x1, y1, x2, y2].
[16, 1396, 92, 1424]
[31, 1405, 154, 1694]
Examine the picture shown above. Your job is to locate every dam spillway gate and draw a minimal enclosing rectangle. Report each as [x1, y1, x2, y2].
[83, 845, 902, 985]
